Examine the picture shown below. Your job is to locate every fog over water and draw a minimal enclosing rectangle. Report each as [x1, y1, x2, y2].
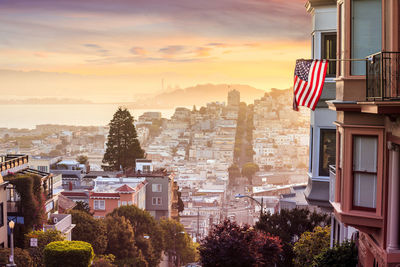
[1, 104, 177, 129]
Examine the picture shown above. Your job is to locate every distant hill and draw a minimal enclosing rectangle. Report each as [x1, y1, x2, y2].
[128, 84, 267, 108]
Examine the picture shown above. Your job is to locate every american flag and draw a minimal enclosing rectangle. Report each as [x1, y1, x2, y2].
[293, 59, 328, 111]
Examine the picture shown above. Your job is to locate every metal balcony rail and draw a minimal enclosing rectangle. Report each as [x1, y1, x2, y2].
[366, 51, 400, 100]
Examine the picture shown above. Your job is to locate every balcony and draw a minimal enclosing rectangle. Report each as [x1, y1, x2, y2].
[366, 52, 400, 101]
[0, 154, 29, 177]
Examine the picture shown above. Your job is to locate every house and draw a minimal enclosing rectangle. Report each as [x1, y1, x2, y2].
[89, 177, 147, 218]
[323, 0, 400, 265]
[303, 0, 337, 211]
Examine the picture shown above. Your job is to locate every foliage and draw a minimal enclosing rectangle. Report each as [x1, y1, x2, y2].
[73, 201, 92, 215]
[70, 210, 108, 255]
[102, 107, 145, 171]
[109, 205, 163, 267]
[104, 215, 148, 267]
[4, 173, 47, 247]
[0, 247, 33, 267]
[199, 220, 282, 267]
[293, 226, 330, 267]
[228, 164, 241, 186]
[255, 208, 329, 267]
[159, 219, 197, 265]
[43, 240, 94, 267]
[25, 229, 65, 267]
[76, 155, 89, 165]
[241, 162, 259, 184]
[313, 240, 358, 267]
[177, 191, 185, 213]
[92, 254, 117, 267]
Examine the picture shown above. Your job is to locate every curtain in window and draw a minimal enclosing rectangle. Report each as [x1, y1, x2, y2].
[353, 136, 377, 208]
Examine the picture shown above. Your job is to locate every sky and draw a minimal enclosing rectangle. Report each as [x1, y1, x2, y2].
[0, 0, 311, 102]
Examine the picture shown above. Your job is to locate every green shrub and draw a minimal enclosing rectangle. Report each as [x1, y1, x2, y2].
[313, 240, 358, 267]
[25, 229, 65, 267]
[0, 247, 33, 267]
[43, 241, 94, 267]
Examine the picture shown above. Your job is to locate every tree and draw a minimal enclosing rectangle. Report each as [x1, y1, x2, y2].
[241, 162, 259, 185]
[25, 229, 65, 267]
[255, 208, 329, 267]
[159, 219, 197, 266]
[109, 205, 163, 267]
[43, 241, 94, 267]
[69, 210, 108, 255]
[72, 201, 92, 215]
[103, 107, 144, 170]
[199, 220, 282, 267]
[104, 215, 147, 267]
[228, 164, 241, 187]
[313, 240, 358, 267]
[76, 155, 89, 165]
[293, 226, 330, 267]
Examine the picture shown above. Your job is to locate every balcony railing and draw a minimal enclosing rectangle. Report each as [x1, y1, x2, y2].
[366, 51, 400, 100]
[329, 165, 336, 203]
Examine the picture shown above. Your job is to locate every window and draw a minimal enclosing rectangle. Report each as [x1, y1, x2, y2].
[143, 165, 151, 173]
[351, 0, 382, 75]
[319, 129, 336, 176]
[353, 135, 378, 209]
[0, 203, 3, 227]
[122, 201, 127, 206]
[322, 33, 337, 76]
[309, 127, 313, 173]
[118, 201, 121, 207]
[128, 201, 132, 205]
[94, 200, 105, 210]
[152, 184, 162, 192]
[152, 197, 162, 205]
[38, 166, 48, 172]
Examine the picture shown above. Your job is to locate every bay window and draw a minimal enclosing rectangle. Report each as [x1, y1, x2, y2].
[352, 135, 378, 210]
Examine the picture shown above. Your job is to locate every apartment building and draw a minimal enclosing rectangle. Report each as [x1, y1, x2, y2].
[322, 0, 400, 266]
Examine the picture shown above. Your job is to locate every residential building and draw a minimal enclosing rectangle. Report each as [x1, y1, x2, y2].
[326, 0, 400, 265]
[89, 177, 147, 218]
[303, 0, 337, 211]
[227, 89, 240, 108]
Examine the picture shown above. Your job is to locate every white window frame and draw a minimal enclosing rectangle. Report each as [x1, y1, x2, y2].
[152, 197, 162, 205]
[94, 200, 105, 210]
[152, 184, 162, 192]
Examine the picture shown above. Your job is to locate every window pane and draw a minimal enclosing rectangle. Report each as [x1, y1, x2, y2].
[353, 136, 377, 172]
[351, 0, 382, 75]
[319, 129, 336, 176]
[322, 33, 337, 76]
[353, 173, 377, 208]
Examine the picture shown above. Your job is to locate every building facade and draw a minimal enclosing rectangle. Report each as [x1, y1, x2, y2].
[326, 0, 400, 266]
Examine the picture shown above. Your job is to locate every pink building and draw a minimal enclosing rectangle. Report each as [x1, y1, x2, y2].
[89, 177, 147, 218]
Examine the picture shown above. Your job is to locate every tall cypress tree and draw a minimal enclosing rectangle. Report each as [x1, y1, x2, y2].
[103, 107, 145, 171]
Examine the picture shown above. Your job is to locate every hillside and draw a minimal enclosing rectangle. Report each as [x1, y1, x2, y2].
[128, 84, 266, 108]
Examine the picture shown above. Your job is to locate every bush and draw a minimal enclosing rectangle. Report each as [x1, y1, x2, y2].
[0, 247, 33, 267]
[293, 226, 330, 267]
[313, 240, 358, 267]
[43, 241, 94, 267]
[25, 229, 65, 267]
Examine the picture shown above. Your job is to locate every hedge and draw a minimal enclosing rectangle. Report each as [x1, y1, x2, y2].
[43, 241, 94, 267]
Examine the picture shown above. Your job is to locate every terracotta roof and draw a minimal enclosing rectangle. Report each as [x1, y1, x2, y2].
[90, 192, 120, 198]
[61, 191, 88, 197]
[58, 194, 76, 211]
[115, 184, 135, 192]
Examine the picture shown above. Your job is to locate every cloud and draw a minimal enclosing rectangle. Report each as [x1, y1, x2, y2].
[83, 43, 101, 48]
[159, 45, 185, 57]
[207, 42, 229, 48]
[130, 47, 148, 56]
[194, 47, 212, 57]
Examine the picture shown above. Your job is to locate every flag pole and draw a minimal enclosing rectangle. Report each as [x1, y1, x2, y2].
[298, 58, 368, 62]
